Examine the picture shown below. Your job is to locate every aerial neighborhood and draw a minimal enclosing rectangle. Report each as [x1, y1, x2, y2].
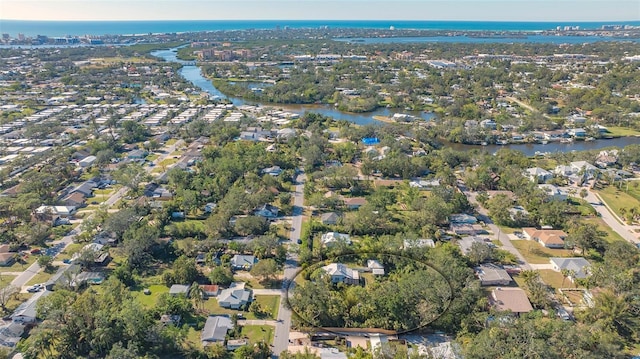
[0, 22, 639, 359]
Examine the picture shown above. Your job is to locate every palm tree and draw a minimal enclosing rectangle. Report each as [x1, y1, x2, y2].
[560, 268, 570, 288]
[189, 281, 205, 312]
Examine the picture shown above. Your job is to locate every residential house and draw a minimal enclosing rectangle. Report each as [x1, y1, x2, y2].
[476, 264, 512, 286]
[538, 184, 568, 201]
[550, 257, 591, 282]
[261, 166, 283, 176]
[70, 181, 97, 198]
[160, 314, 182, 326]
[254, 204, 279, 219]
[0, 253, 15, 267]
[409, 179, 441, 189]
[320, 232, 352, 246]
[34, 205, 76, 219]
[201, 315, 233, 346]
[568, 128, 587, 138]
[526, 167, 553, 183]
[321, 263, 360, 285]
[367, 260, 385, 275]
[127, 149, 147, 160]
[570, 161, 598, 177]
[343, 197, 367, 209]
[0, 321, 25, 348]
[217, 282, 252, 309]
[169, 284, 191, 297]
[144, 183, 173, 200]
[490, 287, 533, 315]
[595, 150, 618, 168]
[78, 155, 97, 168]
[457, 236, 489, 255]
[11, 290, 50, 324]
[204, 203, 217, 214]
[480, 119, 497, 130]
[200, 285, 219, 298]
[522, 228, 568, 249]
[403, 238, 435, 249]
[62, 192, 86, 207]
[554, 165, 574, 177]
[320, 212, 340, 225]
[449, 214, 478, 224]
[230, 255, 257, 270]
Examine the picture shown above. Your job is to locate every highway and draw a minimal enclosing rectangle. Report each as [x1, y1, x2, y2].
[272, 170, 305, 357]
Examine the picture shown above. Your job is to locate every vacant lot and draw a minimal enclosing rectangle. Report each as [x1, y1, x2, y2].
[511, 240, 575, 264]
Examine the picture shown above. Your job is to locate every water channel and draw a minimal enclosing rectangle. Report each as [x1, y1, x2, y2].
[152, 48, 640, 155]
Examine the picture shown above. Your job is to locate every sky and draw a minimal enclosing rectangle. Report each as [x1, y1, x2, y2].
[1, 0, 639, 21]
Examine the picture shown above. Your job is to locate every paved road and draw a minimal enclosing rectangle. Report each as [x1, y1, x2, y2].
[578, 188, 640, 245]
[252, 289, 284, 295]
[272, 170, 305, 358]
[460, 185, 532, 270]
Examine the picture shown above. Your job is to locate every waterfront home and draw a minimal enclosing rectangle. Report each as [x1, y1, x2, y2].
[568, 128, 587, 138]
[570, 161, 598, 177]
[525, 167, 553, 183]
[480, 119, 497, 130]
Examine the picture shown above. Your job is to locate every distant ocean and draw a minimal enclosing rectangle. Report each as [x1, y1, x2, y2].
[2, 20, 640, 37]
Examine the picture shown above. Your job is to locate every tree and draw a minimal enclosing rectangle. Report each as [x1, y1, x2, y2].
[250, 258, 279, 283]
[566, 222, 606, 255]
[580, 188, 589, 200]
[37, 255, 54, 272]
[234, 216, 270, 236]
[113, 162, 150, 194]
[209, 266, 234, 286]
[172, 255, 199, 284]
[0, 286, 16, 313]
[467, 242, 494, 265]
[189, 281, 205, 311]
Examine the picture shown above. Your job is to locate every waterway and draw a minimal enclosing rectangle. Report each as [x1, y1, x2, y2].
[153, 48, 434, 126]
[335, 35, 640, 45]
[152, 48, 640, 153]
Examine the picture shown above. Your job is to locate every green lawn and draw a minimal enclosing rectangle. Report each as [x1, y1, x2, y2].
[146, 154, 159, 162]
[132, 284, 169, 308]
[511, 240, 575, 264]
[0, 255, 36, 273]
[26, 270, 55, 286]
[157, 158, 179, 168]
[240, 325, 274, 345]
[165, 138, 178, 146]
[604, 126, 640, 137]
[253, 295, 280, 319]
[597, 186, 640, 224]
[58, 243, 84, 261]
[584, 217, 625, 243]
[538, 269, 572, 290]
[235, 276, 281, 290]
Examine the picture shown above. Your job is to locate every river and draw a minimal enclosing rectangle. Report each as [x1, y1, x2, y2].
[152, 48, 640, 154]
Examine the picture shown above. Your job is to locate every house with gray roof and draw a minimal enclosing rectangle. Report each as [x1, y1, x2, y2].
[230, 254, 257, 270]
[169, 284, 191, 297]
[321, 263, 360, 285]
[217, 282, 252, 309]
[550, 257, 591, 282]
[476, 264, 513, 286]
[201, 315, 233, 346]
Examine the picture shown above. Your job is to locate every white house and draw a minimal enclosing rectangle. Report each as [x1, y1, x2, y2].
[78, 155, 97, 168]
[217, 282, 252, 309]
[321, 263, 360, 285]
[526, 167, 553, 183]
[367, 260, 385, 275]
[320, 232, 352, 246]
[538, 184, 568, 201]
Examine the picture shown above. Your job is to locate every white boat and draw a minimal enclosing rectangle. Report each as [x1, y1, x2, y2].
[560, 138, 574, 144]
[540, 140, 549, 145]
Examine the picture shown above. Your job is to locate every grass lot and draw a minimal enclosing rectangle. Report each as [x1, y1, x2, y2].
[496, 225, 517, 234]
[597, 185, 640, 223]
[253, 295, 280, 319]
[235, 275, 281, 290]
[538, 269, 572, 290]
[25, 270, 55, 287]
[567, 197, 597, 216]
[133, 284, 169, 308]
[202, 295, 279, 320]
[157, 158, 179, 168]
[240, 325, 274, 345]
[584, 217, 625, 243]
[58, 243, 84, 261]
[511, 240, 575, 264]
[5, 293, 33, 313]
[0, 256, 36, 273]
[604, 126, 640, 137]
[146, 154, 159, 162]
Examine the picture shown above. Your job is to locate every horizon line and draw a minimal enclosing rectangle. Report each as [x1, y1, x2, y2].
[2, 18, 640, 23]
